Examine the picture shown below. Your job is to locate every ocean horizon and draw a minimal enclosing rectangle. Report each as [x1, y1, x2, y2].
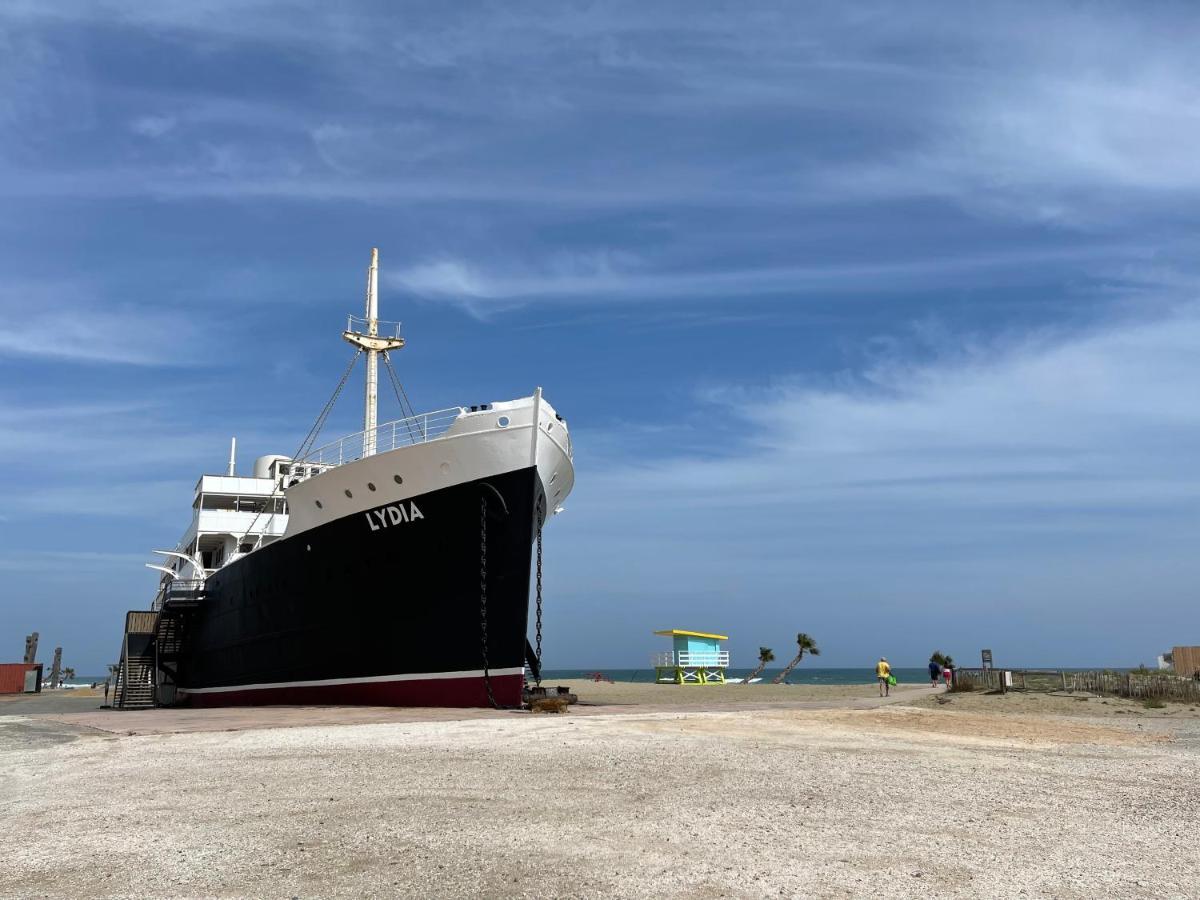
[538, 666, 1134, 685]
[542, 667, 928, 685]
[63, 665, 1136, 688]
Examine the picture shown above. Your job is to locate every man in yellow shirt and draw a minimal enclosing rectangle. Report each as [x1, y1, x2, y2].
[876, 657, 891, 697]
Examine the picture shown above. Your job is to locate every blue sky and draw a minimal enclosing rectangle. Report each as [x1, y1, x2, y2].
[2, 2, 1199, 673]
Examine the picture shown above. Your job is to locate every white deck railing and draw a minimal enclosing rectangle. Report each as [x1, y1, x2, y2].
[346, 316, 403, 340]
[297, 408, 463, 467]
[652, 651, 730, 668]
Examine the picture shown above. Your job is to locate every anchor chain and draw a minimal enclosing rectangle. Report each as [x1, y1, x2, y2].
[479, 493, 498, 709]
[534, 503, 544, 687]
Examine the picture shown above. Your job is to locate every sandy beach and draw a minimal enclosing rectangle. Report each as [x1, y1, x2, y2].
[557, 678, 936, 709]
[3, 685, 1199, 898]
[906, 686, 1200, 720]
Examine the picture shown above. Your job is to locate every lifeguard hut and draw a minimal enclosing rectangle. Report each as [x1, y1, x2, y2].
[652, 629, 729, 684]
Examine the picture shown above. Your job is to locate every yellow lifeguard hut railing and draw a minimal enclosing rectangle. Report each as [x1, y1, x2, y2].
[652, 629, 730, 685]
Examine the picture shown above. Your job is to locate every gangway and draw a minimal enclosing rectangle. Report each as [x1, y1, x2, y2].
[111, 581, 205, 709]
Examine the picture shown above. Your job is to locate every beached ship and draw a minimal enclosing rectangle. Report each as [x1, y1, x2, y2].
[114, 249, 573, 709]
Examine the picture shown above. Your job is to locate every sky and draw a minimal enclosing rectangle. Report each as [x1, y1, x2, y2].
[2, 2, 1199, 673]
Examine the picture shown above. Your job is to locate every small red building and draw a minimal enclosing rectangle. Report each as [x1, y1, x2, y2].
[0, 663, 42, 694]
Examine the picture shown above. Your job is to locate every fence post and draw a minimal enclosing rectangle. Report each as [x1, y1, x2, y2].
[1061, 670, 1067, 692]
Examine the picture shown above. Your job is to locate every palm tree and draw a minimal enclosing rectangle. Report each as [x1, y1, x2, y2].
[742, 647, 775, 684]
[772, 633, 820, 684]
[62, 667, 76, 685]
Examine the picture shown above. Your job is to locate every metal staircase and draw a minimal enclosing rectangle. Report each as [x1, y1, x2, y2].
[112, 611, 158, 709]
[154, 581, 204, 707]
[112, 580, 205, 710]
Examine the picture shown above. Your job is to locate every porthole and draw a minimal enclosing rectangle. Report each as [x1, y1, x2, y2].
[314, 500, 323, 509]
[344, 489, 353, 498]
[497, 415, 510, 428]
[550, 471, 558, 484]
[393, 474, 403, 484]
[367, 482, 377, 492]
[545, 421, 553, 431]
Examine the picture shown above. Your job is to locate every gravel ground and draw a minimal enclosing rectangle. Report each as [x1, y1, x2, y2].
[3, 703, 1198, 899]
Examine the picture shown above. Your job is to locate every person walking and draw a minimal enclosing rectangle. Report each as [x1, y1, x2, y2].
[876, 657, 892, 697]
[942, 665, 953, 687]
[928, 658, 941, 687]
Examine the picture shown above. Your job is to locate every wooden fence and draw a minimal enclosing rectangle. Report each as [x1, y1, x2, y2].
[1069, 671, 1200, 702]
[953, 668, 1067, 692]
[952, 668, 1200, 701]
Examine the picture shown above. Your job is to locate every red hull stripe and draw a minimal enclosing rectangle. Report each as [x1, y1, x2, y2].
[180, 666, 523, 694]
[180, 671, 524, 708]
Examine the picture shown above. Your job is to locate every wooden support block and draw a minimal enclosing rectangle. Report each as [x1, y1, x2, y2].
[530, 697, 570, 714]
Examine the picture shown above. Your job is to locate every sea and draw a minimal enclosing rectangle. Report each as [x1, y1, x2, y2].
[542, 667, 935, 685]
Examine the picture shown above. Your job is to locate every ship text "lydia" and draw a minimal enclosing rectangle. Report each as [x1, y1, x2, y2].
[365, 502, 425, 531]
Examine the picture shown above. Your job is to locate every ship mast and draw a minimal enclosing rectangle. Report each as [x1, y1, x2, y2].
[342, 248, 405, 457]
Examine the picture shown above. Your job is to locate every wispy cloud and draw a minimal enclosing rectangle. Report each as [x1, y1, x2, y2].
[587, 303, 1200, 513]
[3, 2, 1199, 230]
[0, 549, 148, 573]
[129, 114, 177, 138]
[0, 390, 295, 478]
[9, 480, 193, 518]
[0, 305, 204, 366]
[390, 244, 1142, 313]
[0, 276, 212, 366]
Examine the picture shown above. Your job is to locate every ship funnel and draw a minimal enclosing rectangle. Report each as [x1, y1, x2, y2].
[253, 454, 291, 479]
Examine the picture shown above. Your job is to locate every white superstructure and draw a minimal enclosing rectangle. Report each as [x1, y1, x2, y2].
[148, 456, 302, 589]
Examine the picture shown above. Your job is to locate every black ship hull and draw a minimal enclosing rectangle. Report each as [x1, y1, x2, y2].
[176, 466, 542, 708]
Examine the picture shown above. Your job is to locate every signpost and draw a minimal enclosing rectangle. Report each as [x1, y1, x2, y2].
[981, 649, 993, 671]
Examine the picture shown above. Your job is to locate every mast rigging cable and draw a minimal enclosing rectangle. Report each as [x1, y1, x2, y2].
[236, 348, 363, 547]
